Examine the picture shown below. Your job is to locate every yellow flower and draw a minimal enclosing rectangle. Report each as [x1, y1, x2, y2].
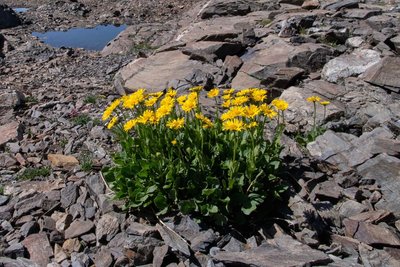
[156, 104, 173, 120]
[307, 96, 321, 103]
[177, 95, 187, 105]
[220, 106, 244, 121]
[246, 121, 258, 129]
[166, 118, 185, 130]
[271, 99, 289, 111]
[189, 86, 203, 92]
[260, 104, 278, 119]
[107, 116, 118, 129]
[243, 105, 260, 118]
[236, 89, 252, 96]
[144, 97, 159, 107]
[138, 110, 156, 124]
[122, 89, 146, 109]
[160, 96, 175, 107]
[231, 96, 249, 106]
[320, 101, 330, 106]
[222, 100, 231, 108]
[166, 89, 177, 98]
[149, 92, 163, 98]
[222, 119, 244, 131]
[124, 119, 137, 132]
[207, 88, 220, 98]
[195, 113, 213, 128]
[223, 89, 235, 95]
[181, 93, 198, 112]
[102, 98, 121, 121]
[171, 139, 177, 145]
[222, 94, 232, 100]
[251, 89, 267, 102]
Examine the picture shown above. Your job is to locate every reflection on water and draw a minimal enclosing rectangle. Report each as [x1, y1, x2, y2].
[32, 24, 127, 51]
[13, 8, 29, 13]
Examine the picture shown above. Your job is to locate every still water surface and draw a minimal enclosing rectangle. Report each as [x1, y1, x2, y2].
[32, 24, 127, 51]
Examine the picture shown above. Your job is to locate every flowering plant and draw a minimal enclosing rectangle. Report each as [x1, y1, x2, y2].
[296, 96, 330, 146]
[102, 87, 288, 225]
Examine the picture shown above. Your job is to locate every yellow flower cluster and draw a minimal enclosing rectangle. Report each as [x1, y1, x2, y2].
[102, 87, 289, 134]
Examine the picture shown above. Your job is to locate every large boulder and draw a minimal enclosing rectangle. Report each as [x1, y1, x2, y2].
[0, 5, 21, 29]
[231, 36, 335, 89]
[321, 49, 381, 83]
[114, 50, 220, 93]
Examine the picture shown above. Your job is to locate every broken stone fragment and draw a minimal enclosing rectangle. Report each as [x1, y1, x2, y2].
[47, 154, 79, 169]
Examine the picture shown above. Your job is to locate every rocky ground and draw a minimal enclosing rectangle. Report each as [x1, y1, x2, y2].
[1, 0, 400, 266]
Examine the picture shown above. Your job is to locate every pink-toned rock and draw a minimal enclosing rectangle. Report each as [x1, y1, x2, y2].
[22, 232, 53, 267]
[0, 121, 23, 147]
[47, 154, 79, 169]
[302, 0, 320, 9]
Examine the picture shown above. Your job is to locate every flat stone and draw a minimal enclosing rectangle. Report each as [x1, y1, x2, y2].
[126, 222, 157, 237]
[391, 35, 400, 54]
[349, 210, 393, 224]
[0, 257, 40, 267]
[338, 200, 369, 219]
[343, 219, 400, 246]
[0, 121, 23, 147]
[343, 8, 382, 19]
[116, 50, 219, 93]
[310, 180, 342, 202]
[362, 57, 400, 93]
[4, 242, 25, 258]
[64, 220, 94, 239]
[0, 195, 8, 206]
[214, 234, 331, 266]
[60, 184, 78, 208]
[156, 223, 191, 257]
[22, 232, 53, 267]
[359, 244, 400, 267]
[0, 90, 25, 108]
[322, 0, 359, 11]
[153, 245, 169, 267]
[322, 49, 381, 83]
[199, 0, 252, 19]
[54, 244, 68, 263]
[96, 213, 120, 244]
[302, 0, 319, 9]
[47, 154, 79, 169]
[62, 238, 82, 254]
[94, 247, 114, 267]
[357, 154, 400, 218]
[0, 153, 17, 168]
[20, 221, 40, 237]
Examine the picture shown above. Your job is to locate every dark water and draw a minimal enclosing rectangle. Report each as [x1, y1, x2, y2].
[13, 8, 29, 13]
[32, 24, 127, 51]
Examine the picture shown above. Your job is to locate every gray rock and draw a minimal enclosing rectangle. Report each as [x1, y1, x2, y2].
[0, 195, 8, 206]
[343, 8, 382, 19]
[4, 242, 25, 258]
[357, 153, 400, 218]
[153, 245, 169, 267]
[349, 210, 393, 224]
[343, 219, 400, 246]
[322, 0, 359, 11]
[156, 223, 191, 256]
[338, 200, 368, 219]
[0, 121, 23, 147]
[359, 244, 400, 267]
[0, 257, 40, 267]
[362, 57, 400, 93]
[64, 220, 94, 239]
[94, 247, 114, 267]
[20, 221, 40, 237]
[310, 181, 342, 202]
[391, 35, 400, 54]
[21, 233, 53, 267]
[322, 49, 381, 83]
[0, 90, 25, 109]
[199, 0, 252, 19]
[85, 174, 105, 200]
[116, 50, 219, 93]
[126, 222, 157, 237]
[96, 213, 120, 244]
[60, 184, 78, 208]
[214, 234, 331, 266]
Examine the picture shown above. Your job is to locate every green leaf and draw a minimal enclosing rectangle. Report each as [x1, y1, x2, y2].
[154, 194, 168, 211]
[179, 200, 197, 214]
